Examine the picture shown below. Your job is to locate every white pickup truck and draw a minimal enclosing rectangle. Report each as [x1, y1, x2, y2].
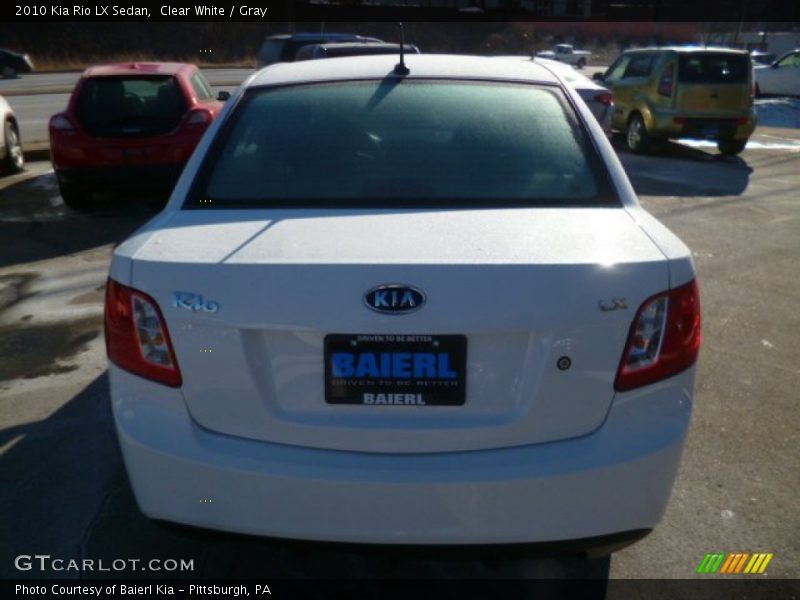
[535, 44, 592, 68]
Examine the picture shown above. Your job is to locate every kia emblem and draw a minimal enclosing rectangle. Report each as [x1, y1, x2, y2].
[364, 285, 426, 315]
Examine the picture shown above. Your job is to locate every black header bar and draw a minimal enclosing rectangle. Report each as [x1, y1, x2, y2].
[2, 0, 800, 22]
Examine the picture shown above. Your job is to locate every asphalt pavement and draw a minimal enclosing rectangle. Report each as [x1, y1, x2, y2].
[0, 129, 799, 586]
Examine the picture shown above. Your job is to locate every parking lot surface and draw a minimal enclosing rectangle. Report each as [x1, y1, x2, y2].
[1, 129, 798, 582]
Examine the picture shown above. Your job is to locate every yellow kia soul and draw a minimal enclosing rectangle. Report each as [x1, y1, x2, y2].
[596, 47, 756, 155]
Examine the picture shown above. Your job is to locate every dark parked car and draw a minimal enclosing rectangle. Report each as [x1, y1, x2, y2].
[295, 42, 420, 61]
[0, 48, 34, 78]
[49, 62, 224, 207]
[256, 33, 383, 68]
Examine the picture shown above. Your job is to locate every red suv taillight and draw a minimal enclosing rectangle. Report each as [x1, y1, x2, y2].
[105, 279, 182, 387]
[184, 108, 213, 127]
[594, 92, 614, 106]
[615, 279, 702, 391]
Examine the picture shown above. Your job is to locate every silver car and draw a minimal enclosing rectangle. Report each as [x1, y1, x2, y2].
[755, 49, 800, 97]
[0, 95, 24, 174]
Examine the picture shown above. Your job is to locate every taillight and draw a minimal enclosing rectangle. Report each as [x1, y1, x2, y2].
[105, 279, 182, 387]
[185, 109, 213, 127]
[674, 116, 687, 125]
[615, 279, 702, 391]
[594, 92, 614, 106]
[657, 63, 675, 97]
[736, 116, 749, 125]
[49, 114, 75, 133]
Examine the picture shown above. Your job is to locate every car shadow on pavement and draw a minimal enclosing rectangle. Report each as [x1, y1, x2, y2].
[0, 372, 610, 592]
[0, 169, 162, 269]
[613, 137, 753, 197]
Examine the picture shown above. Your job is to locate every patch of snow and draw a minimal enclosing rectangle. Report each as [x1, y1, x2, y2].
[679, 138, 800, 151]
[755, 97, 800, 129]
[28, 169, 56, 188]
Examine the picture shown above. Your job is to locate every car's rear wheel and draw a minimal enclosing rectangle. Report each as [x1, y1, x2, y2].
[626, 113, 650, 153]
[58, 179, 92, 208]
[1, 121, 24, 173]
[1, 65, 16, 79]
[718, 139, 748, 156]
[577, 58, 587, 69]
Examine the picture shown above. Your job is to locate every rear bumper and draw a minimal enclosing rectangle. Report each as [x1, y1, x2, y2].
[649, 108, 757, 140]
[111, 365, 694, 547]
[49, 128, 202, 179]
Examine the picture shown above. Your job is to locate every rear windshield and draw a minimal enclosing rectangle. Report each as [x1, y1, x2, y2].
[188, 80, 615, 209]
[678, 53, 749, 84]
[76, 76, 187, 137]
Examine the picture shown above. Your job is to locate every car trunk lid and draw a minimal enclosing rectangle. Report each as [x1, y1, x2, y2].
[129, 207, 669, 453]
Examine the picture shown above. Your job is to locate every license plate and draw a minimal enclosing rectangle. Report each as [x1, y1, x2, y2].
[324, 334, 467, 406]
[122, 147, 147, 163]
[701, 127, 719, 138]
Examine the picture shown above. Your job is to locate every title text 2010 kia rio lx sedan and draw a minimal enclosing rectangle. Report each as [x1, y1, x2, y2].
[105, 55, 701, 554]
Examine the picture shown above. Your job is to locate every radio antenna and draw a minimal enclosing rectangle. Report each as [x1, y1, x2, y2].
[394, 22, 410, 76]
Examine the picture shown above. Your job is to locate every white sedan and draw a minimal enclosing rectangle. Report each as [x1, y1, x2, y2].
[0, 95, 24, 174]
[755, 49, 800, 96]
[105, 54, 701, 552]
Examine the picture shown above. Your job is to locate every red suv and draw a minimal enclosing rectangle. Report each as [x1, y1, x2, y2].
[49, 62, 224, 207]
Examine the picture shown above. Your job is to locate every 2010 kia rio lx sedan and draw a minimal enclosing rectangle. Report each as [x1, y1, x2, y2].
[105, 55, 701, 554]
